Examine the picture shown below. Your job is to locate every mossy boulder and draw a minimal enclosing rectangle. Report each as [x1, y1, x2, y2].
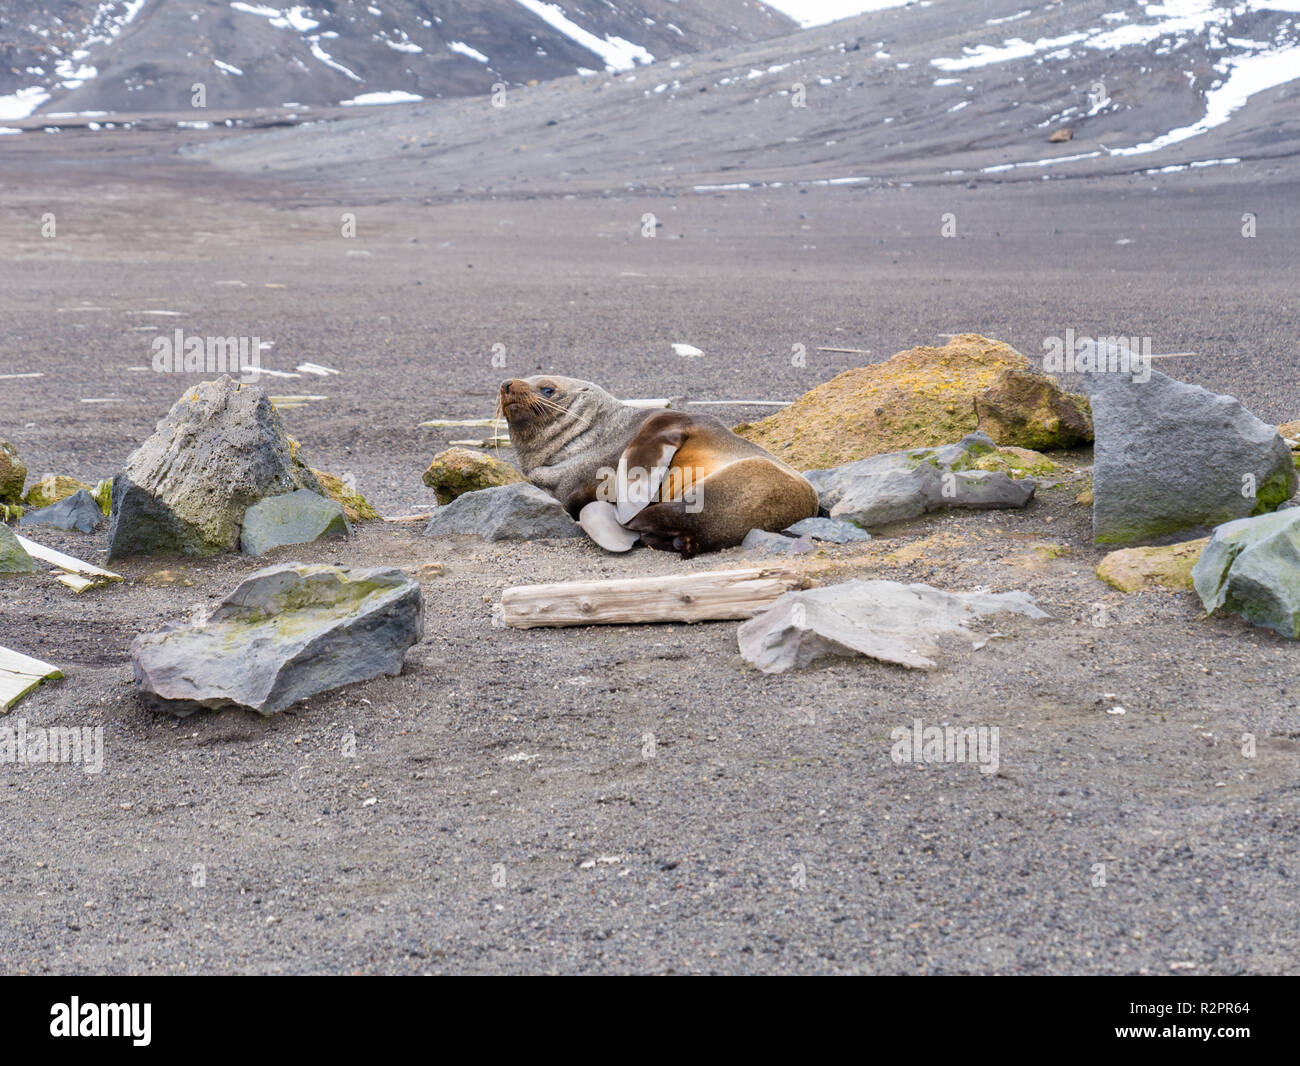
[973, 368, 1092, 452]
[108, 376, 325, 561]
[23, 475, 94, 510]
[0, 522, 38, 576]
[423, 447, 523, 505]
[1096, 539, 1207, 593]
[91, 479, 113, 516]
[1193, 510, 1300, 638]
[313, 470, 379, 522]
[972, 446, 1059, 479]
[734, 334, 1088, 470]
[0, 441, 26, 502]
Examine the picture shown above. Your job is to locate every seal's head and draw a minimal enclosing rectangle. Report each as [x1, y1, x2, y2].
[499, 375, 622, 477]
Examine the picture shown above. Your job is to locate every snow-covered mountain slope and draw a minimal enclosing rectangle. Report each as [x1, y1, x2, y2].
[0, 0, 806, 117]
[187, 0, 1300, 193]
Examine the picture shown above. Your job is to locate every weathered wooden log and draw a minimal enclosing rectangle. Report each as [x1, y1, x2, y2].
[500, 566, 813, 629]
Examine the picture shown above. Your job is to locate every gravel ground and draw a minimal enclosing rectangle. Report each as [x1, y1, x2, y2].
[0, 114, 1297, 974]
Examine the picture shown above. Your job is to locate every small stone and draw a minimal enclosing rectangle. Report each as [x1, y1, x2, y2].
[783, 517, 872, 543]
[742, 528, 814, 555]
[423, 483, 581, 541]
[240, 489, 351, 557]
[19, 490, 105, 534]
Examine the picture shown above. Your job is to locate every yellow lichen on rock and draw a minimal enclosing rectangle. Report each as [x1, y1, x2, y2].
[735, 334, 1090, 470]
[23, 475, 93, 510]
[1096, 539, 1208, 593]
[312, 470, 380, 522]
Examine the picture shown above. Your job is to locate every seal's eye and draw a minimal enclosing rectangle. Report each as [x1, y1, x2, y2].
[540, 386, 555, 398]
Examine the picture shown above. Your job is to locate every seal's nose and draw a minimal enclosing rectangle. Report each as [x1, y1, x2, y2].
[500, 379, 522, 398]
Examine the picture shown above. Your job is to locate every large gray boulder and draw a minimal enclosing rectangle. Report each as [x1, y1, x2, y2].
[1192, 508, 1300, 638]
[0, 522, 38, 576]
[108, 377, 324, 560]
[1087, 367, 1297, 545]
[423, 482, 582, 541]
[240, 489, 350, 557]
[738, 579, 1050, 673]
[132, 563, 424, 716]
[803, 432, 1036, 529]
[19, 490, 104, 534]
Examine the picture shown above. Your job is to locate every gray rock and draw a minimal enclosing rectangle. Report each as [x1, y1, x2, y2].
[19, 490, 104, 534]
[0, 522, 38, 576]
[423, 483, 582, 541]
[784, 517, 873, 543]
[1192, 508, 1300, 638]
[131, 563, 424, 716]
[742, 528, 815, 555]
[108, 376, 324, 560]
[240, 489, 350, 557]
[1087, 367, 1297, 545]
[803, 432, 1035, 529]
[738, 579, 1050, 673]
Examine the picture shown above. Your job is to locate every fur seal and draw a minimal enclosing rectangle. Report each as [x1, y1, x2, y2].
[499, 375, 819, 557]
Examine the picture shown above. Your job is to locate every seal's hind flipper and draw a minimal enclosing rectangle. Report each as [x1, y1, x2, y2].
[579, 501, 640, 552]
[614, 415, 689, 524]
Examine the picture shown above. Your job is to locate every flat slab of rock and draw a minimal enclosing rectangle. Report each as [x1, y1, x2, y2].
[738, 579, 1050, 673]
[423, 483, 582, 541]
[19, 490, 105, 534]
[108, 376, 324, 560]
[0, 523, 38, 576]
[804, 432, 1036, 529]
[240, 489, 350, 556]
[1087, 367, 1297, 545]
[132, 564, 424, 716]
[1192, 509, 1300, 638]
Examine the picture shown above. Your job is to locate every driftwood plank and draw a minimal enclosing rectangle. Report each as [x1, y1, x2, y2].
[14, 535, 122, 581]
[0, 646, 64, 712]
[501, 566, 812, 629]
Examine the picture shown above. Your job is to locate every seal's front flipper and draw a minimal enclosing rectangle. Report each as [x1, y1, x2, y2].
[579, 501, 640, 552]
[615, 418, 689, 524]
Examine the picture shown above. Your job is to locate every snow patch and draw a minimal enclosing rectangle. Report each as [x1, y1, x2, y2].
[513, 0, 653, 71]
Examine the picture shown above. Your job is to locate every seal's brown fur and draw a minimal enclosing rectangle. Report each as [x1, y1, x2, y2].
[500, 376, 818, 556]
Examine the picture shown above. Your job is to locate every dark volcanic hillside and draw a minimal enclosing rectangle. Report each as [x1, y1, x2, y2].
[188, 0, 1300, 196]
[0, 0, 798, 117]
